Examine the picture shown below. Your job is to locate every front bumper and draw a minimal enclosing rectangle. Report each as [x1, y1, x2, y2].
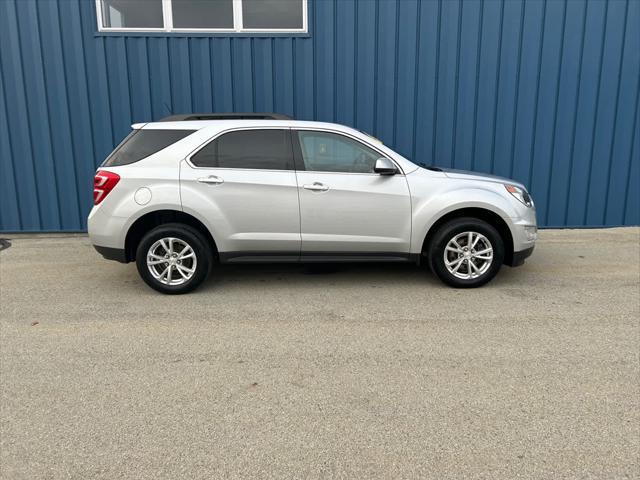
[505, 199, 537, 266]
[507, 245, 534, 267]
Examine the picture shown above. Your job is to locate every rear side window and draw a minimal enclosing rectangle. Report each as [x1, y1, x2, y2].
[191, 129, 293, 170]
[102, 129, 195, 167]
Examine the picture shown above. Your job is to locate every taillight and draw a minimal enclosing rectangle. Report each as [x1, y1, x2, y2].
[94, 170, 120, 205]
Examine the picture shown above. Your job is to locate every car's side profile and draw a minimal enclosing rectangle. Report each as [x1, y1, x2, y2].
[89, 113, 537, 294]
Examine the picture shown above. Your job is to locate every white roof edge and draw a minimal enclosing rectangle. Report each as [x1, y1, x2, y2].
[139, 119, 369, 131]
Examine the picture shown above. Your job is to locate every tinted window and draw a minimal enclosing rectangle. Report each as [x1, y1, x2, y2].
[242, 0, 304, 29]
[172, 0, 234, 29]
[102, 130, 195, 167]
[191, 130, 293, 170]
[296, 131, 381, 173]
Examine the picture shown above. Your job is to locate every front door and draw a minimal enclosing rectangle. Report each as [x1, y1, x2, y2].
[180, 128, 300, 260]
[293, 130, 412, 258]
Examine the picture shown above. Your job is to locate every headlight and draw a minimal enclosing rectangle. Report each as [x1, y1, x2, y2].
[504, 184, 532, 207]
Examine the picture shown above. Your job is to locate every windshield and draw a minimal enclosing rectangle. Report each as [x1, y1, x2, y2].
[102, 129, 196, 167]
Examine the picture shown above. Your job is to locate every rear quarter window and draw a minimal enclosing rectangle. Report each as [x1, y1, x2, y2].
[102, 129, 195, 167]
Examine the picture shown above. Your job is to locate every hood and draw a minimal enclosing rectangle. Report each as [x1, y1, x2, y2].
[438, 167, 526, 190]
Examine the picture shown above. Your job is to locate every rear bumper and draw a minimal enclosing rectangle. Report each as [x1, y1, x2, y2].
[88, 204, 128, 250]
[93, 245, 128, 263]
[507, 245, 534, 267]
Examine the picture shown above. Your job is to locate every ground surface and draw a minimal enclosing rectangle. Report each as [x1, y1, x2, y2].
[0, 228, 638, 479]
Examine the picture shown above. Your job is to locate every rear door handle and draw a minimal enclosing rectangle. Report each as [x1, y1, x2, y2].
[197, 175, 224, 185]
[303, 182, 329, 192]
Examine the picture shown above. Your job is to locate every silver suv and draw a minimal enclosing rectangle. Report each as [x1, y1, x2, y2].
[89, 113, 537, 294]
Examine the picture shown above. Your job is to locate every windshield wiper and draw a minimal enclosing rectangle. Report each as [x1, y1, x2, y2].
[416, 162, 443, 172]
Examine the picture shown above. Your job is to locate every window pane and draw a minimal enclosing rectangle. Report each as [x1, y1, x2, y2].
[172, 0, 234, 29]
[242, 0, 304, 29]
[297, 131, 381, 173]
[101, 0, 163, 28]
[192, 130, 292, 170]
[103, 130, 195, 167]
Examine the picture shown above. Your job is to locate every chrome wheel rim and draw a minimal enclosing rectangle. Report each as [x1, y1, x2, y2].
[147, 237, 197, 286]
[444, 231, 493, 280]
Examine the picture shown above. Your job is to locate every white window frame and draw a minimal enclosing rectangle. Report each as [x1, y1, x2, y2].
[96, 0, 308, 33]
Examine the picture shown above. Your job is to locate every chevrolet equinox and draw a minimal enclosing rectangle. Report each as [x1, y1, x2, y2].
[89, 113, 537, 294]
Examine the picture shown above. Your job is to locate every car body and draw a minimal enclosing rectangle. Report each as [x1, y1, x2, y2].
[88, 114, 537, 293]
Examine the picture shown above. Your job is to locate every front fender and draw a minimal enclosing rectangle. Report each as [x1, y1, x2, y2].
[410, 185, 519, 254]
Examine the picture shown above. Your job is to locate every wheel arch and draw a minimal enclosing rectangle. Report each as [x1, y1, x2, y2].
[124, 209, 217, 262]
[421, 207, 514, 265]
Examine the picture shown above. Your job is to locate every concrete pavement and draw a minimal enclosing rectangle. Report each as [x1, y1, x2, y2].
[0, 228, 638, 479]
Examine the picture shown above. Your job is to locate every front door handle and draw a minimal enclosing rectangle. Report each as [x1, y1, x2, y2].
[303, 182, 329, 192]
[197, 175, 224, 185]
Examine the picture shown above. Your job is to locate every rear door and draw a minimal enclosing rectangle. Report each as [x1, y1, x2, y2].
[180, 128, 301, 260]
[293, 129, 412, 257]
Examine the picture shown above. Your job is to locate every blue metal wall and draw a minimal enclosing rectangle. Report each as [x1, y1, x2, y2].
[0, 0, 638, 231]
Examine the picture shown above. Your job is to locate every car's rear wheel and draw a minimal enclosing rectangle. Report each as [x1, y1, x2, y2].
[136, 223, 212, 294]
[428, 218, 504, 288]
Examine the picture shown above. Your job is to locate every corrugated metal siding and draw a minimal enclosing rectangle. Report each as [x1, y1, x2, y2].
[0, 0, 638, 231]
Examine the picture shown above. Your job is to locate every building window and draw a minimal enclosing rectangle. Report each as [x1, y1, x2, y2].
[96, 0, 307, 33]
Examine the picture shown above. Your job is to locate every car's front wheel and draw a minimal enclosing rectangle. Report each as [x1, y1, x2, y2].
[136, 223, 212, 294]
[428, 218, 504, 288]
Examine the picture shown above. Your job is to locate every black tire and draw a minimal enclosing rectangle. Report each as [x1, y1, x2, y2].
[428, 217, 504, 288]
[135, 223, 213, 294]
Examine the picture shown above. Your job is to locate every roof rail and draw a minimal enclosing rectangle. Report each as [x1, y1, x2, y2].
[159, 113, 293, 121]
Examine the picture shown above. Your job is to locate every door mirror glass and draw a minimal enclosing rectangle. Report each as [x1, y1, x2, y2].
[374, 158, 397, 175]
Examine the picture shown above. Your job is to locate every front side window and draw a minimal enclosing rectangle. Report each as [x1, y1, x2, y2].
[102, 129, 195, 167]
[191, 129, 293, 170]
[97, 0, 307, 32]
[296, 131, 382, 174]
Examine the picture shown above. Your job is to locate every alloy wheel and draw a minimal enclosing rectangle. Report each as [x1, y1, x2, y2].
[146, 237, 197, 286]
[443, 231, 493, 280]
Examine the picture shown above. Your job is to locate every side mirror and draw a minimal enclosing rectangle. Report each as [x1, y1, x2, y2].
[374, 158, 397, 175]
